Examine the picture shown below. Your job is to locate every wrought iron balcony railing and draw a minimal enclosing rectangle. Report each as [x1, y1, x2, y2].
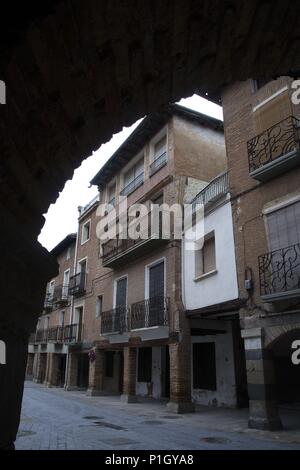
[69, 273, 86, 297]
[192, 171, 229, 212]
[64, 323, 82, 343]
[247, 116, 300, 177]
[120, 172, 144, 197]
[150, 151, 167, 176]
[35, 329, 48, 343]
[101, 210, 169, 265]
[29, 324, 80, 344]
[130, 296, 169, 330]
[47, 326, 65, 343]
[52, 285, 69, 306]
[259, 243, 300, 300]
[44, 293, 53, 312]
[100, 307, 129, 334]
[29, 332, 36, 343]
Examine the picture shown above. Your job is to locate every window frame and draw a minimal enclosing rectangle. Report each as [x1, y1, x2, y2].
[81, 219, 91, 245]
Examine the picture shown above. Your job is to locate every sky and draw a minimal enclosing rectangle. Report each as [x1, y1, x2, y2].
[38, 94, 223, 251]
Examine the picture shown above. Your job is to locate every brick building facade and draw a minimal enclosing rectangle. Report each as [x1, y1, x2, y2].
[27, 104, 228, 413]
[222, 77, 300, 430]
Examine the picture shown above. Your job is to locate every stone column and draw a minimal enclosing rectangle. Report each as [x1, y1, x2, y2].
[86, 348, 106, 396]
[65, 352, 79, 391]
[45, 353, 59, 387]
[26, 353, 34, 380]
[242, 328, 282, 431]
[34, 353, 47, 384]
[121, 347, 137, 403]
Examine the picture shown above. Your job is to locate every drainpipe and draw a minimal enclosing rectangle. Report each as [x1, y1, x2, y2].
[70, 207, 82, 326]
[65, 208, 81, 387]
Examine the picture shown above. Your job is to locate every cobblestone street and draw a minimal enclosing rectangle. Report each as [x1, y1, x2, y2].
[16, 382, 300, 450]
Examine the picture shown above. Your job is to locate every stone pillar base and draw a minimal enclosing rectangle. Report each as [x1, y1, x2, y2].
[33, 378, 43, 384]
[248, 399, 282, 431]
[64, 385, 79, 392]
[248, 417, 282, 431]
[166, 401, 195, 414]
[121, 394, 138, 404]
[86, 388, 106, 397]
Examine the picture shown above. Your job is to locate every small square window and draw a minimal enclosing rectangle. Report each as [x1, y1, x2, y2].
[195, 233, 216, 278]
[81, 221, 90, 244]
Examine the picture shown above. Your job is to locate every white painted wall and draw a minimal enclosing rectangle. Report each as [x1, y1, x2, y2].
[136, 346, 162, 399]
[183, 200, 239, 310]
[191, 321, 237, 408]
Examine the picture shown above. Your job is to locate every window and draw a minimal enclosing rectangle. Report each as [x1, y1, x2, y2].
[115, 277, 127, 308]
[96, 295, 103, 318]
[81, 220, 90, 244]
[266, 200, 300, 251]
[193, 342, 217, 391]
[66, 246, 71, 260]
[138, 348, 152, 382]
[63, 269, 70, 298]
[195, 233, 216, 278]
[105, 351, 114, 378]
[107, 184, 116, 207]
[123, 158, 144, 194]
[59, 311, 65, 327]
[153, 136, 167, 162]
[48, 280, 55, 299]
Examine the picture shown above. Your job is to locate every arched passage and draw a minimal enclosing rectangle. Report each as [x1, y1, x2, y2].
[1, 0, 300, 449]
[267, 329, 300, 430]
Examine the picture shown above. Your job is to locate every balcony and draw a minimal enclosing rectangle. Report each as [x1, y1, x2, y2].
[120, 172, 144, 197]
[35, 329, 48, 344]
[29, 324, 81, 344]
[44, 293, 53, 313]
[130, 296, 169, 330]
[247, 116, 300, 182]
[47, 326, 64, 343]
[52, 285, 69, 307]
[150, 151, 167, 176]
[64, 323, 82, 343]
[192, 171, 229, 212]
[100, 307, 129, 334]
[101, 211, 169, 268]
[69, 273, 86, 297]
[259, 243, 300, 302]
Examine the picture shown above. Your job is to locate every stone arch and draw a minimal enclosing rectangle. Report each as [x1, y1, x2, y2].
[264, 323, 300, 350]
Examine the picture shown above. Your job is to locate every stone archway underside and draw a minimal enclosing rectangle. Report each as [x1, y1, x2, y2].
[1, 0, 300, 449]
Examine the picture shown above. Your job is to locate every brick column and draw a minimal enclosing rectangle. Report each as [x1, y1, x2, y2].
[33, 353, 47, 384]
[26, 353, 34, 380]
[167, 337, 194, 413]
[45, 353, 59, 387]
[86, 349, 106, 396]
[242, 328, 282, 431]
[121, 347, 137, 403]
[65, 352, 79, 391]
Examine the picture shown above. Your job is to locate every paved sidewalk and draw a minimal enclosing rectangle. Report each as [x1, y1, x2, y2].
[16, 382, 300, 450]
